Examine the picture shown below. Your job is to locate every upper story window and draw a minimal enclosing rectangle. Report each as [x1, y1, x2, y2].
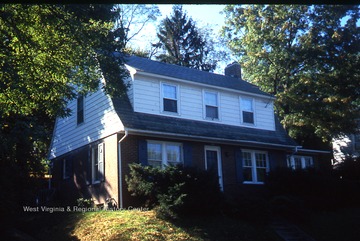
[204, 91, 219, 120]
[77, 94, 84, 125]
[241, 97, 254, 124]
[162, 83, 178, 113]
[147, 141, 182, 168]
[242, 150, 269, 184]
[287, 155, 314, 170]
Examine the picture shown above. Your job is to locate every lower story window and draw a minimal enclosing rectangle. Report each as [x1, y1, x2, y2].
[147, 141, 182, 168]
[242, 150, 269, 184]
[90, 143, 105, 183]
[63, 159, 72, 179]
[287, 155, 313, 170]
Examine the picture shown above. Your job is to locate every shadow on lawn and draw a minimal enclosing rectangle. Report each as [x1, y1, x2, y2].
[170, 214, 281, 241]
[3, 211, 82, 241]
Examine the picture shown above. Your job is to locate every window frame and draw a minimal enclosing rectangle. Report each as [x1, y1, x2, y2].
[161, 82, 180, 115]
[203, 90, 220, 121]
[77, 94, 85, 125]
[90, 143, 105, 184]
[147, 140, 183, 169]
[242, 149, 269, 184]
[287, 155, 314, 170]
[240, 97, 255, 125]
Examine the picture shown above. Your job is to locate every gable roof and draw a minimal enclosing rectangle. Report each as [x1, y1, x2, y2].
[123, 55, 271, 97]
[111, 94, 298, 150]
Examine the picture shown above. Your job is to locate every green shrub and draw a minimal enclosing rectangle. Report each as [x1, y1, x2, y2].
[333, 156, 360, 181]
[266, 168, 360, 212]
[126, 163, 223, 219]
[76, 198, 93, 208]
[223, 195, 271, 225]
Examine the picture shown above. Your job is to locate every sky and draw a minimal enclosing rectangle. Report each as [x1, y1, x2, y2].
[157, 4, 227, 31]
[129, 4, 232, 74]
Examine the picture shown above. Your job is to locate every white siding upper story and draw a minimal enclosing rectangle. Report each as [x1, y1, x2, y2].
[50, 67, 276, 159]
[126, 72, 276, 131]
[49, 81, 124, 159]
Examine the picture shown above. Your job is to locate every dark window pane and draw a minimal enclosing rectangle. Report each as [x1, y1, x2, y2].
[206, 106, 218, 119]
[77, 95, 84, 124]
[243, 167, 252, 182]
[243, 111, 254, 124]
[206, 150, 218, 174]
[163, 99, 177, 113]
[256, 168, 266, 182]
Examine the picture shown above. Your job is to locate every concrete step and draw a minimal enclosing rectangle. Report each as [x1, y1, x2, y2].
[271, 218, 316, 241]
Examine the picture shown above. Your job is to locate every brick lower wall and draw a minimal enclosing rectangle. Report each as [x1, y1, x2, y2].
[53, 133, 326, 208]
[51, 133, 119, 207]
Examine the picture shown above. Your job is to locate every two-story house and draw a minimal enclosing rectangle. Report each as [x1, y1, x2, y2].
[48, 55, 327, 208]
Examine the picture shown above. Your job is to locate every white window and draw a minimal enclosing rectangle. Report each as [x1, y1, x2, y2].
[287, 155, 314, 170]
[242, 150, 269, 184]
[162, 83, 178, 113]
[147, 141, 182, 168]
[77, 94, 84, 125]
[63, 159, 71, 180]
[204, 91, 219, 120]
[241, 97, 254, 124]
[91, 143, 104, 184]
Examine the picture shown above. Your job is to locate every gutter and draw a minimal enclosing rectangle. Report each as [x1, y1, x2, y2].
[125, 128, 298, 150]
[295, 148, 331, 154]
[118, 130, 128, 209]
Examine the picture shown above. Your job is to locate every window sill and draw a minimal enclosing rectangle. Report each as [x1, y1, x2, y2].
[161, 111, 180, 116]
[242, 122, 255, 126]
[76, 122, 85, 128]
[243, 181, 265, 185]
[88, 181, 102, 186]
[205, 117, 220, 122]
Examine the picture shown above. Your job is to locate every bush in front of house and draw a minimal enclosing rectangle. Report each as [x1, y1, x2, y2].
[266, 167, 360, 213]
[333, 156, 360, 181]
[126, 163, 223, 219]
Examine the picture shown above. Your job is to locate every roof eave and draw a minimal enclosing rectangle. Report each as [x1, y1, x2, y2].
[123, 128, 298, 150]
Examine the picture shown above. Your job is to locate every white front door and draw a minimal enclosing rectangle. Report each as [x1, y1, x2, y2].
[205, 146, 223, 191]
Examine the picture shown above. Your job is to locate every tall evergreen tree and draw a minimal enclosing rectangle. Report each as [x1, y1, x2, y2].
[155, 5, 217, 72]
[222, 5, 360, 146]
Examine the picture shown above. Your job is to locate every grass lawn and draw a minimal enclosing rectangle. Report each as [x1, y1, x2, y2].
[23, 209, 280, 241]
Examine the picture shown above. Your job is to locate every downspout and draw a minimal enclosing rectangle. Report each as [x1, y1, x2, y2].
[294, 145, 302, 154]
[118, 130, 128, 209]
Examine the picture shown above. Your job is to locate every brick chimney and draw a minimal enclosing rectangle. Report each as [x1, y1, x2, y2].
[225, 62, 241, 79]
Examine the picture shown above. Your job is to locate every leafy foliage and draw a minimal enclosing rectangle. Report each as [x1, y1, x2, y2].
[113, 4, 161, 50]
[126, 163, 223, 219]
[333, 156, 360, 181]
[0, 4, 128, 216]
[222, 5, 360, 144]
[266, 168, 360, 213]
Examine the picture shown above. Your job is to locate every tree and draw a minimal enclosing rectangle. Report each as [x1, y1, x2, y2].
[222, 5, 360, 146]
[0, 4, 128, 186]
[155, 5, 218, 72]
[113, 4, 161, 50]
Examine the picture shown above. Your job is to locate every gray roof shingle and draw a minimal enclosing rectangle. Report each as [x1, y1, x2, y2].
[111, 94, 298, 149]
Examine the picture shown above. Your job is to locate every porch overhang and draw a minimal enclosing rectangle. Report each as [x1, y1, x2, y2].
[121, 128, 300, 151]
